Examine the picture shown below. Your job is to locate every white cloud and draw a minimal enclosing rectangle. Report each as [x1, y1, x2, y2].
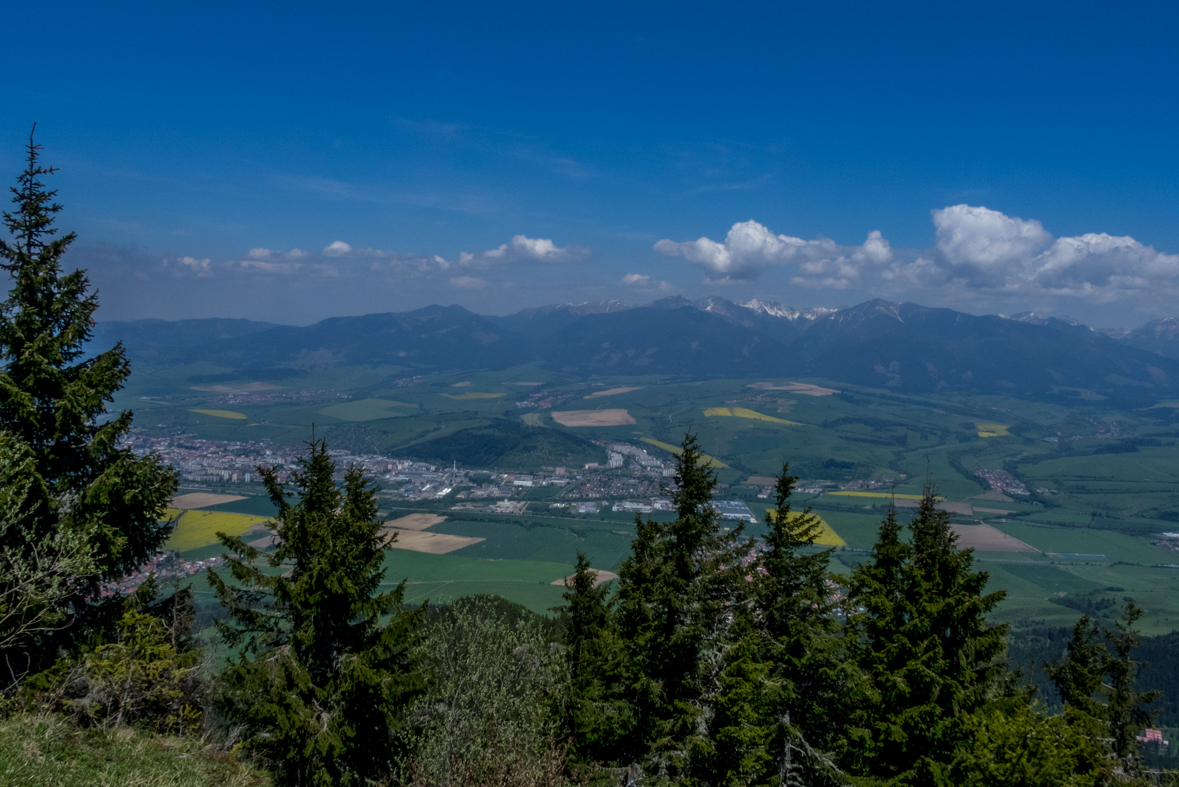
[655, 220, 891, 284]
[660, 209, 1179, 304]
[164, 256, 212, 277]
[621, 272, 674, 292]
[449, 275, 490, 289]
[286, 248, 309, 259]
[510, 235, 564, 260]
[922, 204, 1179, 299]
[247, 248, 272, 259]
[459, 234, 589, 268]
[933, 205, 1052, 271]
[323, 240, 353, 257]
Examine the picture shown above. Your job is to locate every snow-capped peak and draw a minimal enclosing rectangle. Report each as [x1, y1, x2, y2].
[741, 299, 841, 321]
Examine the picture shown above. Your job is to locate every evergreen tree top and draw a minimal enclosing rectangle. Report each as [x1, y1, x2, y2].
[2, 126, 70, 259]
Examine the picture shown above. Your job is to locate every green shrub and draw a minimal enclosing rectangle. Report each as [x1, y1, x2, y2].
[402, 595, 570, 786]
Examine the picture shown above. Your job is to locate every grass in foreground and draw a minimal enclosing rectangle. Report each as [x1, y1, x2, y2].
[0, 714, 267, 787]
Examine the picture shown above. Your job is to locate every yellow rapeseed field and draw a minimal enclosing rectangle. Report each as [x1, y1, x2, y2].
[765, 509, 846, 547]
[640, 437, 728, 468]
[828, 491, 940, 501]
[189, 409, 247, 420]
[975, 421, 1011, 438]
[164, 509, 271, 553]
[703, 406, 800, 425]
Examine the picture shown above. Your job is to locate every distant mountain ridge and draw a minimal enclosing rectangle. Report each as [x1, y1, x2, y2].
[98, 298, 1179, 400]
[1122, 317, 1179, 359]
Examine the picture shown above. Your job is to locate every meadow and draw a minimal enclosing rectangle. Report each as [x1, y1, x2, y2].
[318, 397, 417, 421]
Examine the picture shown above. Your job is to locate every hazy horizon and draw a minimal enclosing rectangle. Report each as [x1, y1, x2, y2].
[5, 2, 1177, 328]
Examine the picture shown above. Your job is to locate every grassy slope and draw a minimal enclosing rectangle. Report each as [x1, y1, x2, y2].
[0, 714, 267, 787]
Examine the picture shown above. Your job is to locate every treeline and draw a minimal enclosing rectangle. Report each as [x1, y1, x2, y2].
[0, 136, 1175, 785]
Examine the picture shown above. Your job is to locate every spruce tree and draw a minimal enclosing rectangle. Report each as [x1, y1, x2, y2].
[1046, 614, 1109, 721]
[1048, 602, 1161, 777]
[209, 437, 424, 785]
[0, 130, 176, 673]
[615, 432, 736, 779]
[842, 503, 912, 779]
[755, 464, 849, 784]
[561, 552, 632, 767]
[846, 485, 1008, 785]
[615, 511, 664, 764]
[698, 609, 772, 787]
[1103, 603, 1160, 763]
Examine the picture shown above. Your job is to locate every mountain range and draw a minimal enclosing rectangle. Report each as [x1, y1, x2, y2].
[98, 298, 1179, 401]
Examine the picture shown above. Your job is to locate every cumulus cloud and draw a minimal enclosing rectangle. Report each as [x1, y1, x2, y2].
[458, 234, 589, 268]
[323, 240, 353, 257]
[923, 204, 1179, 299]
[449, 275, 490, 289]
[933, 205, 1052, 273]
[655, 220, 891, 285]
[658, 209, 1179, 303]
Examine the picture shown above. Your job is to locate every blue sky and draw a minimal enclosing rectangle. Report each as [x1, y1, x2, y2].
[3, 0, 1178, 326]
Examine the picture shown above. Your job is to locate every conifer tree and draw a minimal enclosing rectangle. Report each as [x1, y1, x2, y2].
[615, 432, 737, 779]
[1047, 614, 1109, 721]
[561, 552, 632, 767]
[698, 609, 772, 787]
[209, 437, 424, 785]
[1048, 602, 1161, 777]
[0, 130, 176, 672]
[614, 511, 663, 764]
[842, 503, 912, 779]
[755, 465, 850, 784]
[845, 485, 1008, 785]
[1103, 603, 1160, 763]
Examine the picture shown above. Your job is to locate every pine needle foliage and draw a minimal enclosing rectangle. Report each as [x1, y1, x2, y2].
[845, 484, 1009, 785]
[754, 464, 852, 785]
[0, 129, 176, 674]
[560, 552, 633, 767]
[1048, 602, 1163, 780]
[208, 437, 425, 786]
[614, 432, 747, 781]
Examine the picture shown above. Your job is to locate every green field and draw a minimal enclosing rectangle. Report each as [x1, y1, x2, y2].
[377, 550, 576, 613]
[117, 363, 1179, 631]
[319, 397, 417, 421]
[441, 392, 503, 400]
[990, 522, 1174, 564]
